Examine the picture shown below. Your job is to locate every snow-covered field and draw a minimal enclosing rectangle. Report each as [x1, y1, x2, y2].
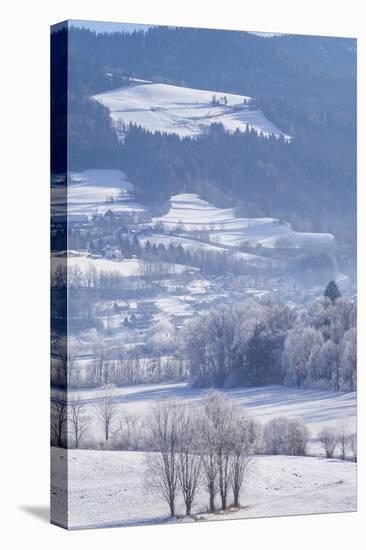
[52, 169, 145, 217]
[58, 383, 356, 446]
[51, 448, 356, 529]
[153, 193, 335, 251]
[139, 233, 269, 268]
[52, 253, 190, 278]
[92, 82, 291, 140]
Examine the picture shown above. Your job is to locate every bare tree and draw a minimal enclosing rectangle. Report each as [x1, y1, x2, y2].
[51, 400, 67, 447]
[69, 396, 88, 449]
[146, 400, 180, 517]
[53, 337, 77, 387]
[230, 410, 258, 508]
[319, 428, 337, 458]
[349, 433, 357, 462]
[94, 392, 118, 442]
[263, 417, 308, 456]
[199, 408, 219, 512]
[91, 337, 111, 386]
[176, 406, 202, 516]
[287, 419, 309, 456]
[201, 391, 234, 511]
[115, 413, 143, 450]
[336, 420, 352, 460]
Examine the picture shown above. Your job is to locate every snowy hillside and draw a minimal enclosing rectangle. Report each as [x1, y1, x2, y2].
[153, 193, 335, 251]
[51, 448, 356, 529]
[52, 253, 190, 278]
[52, 169, 145, 218]
[92, 82, 291, 140]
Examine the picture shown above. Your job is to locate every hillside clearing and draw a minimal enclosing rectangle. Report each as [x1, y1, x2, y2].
[92, 82, 291, 140]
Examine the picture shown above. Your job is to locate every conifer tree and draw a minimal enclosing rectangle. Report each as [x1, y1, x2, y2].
[324, 280, 342, 302]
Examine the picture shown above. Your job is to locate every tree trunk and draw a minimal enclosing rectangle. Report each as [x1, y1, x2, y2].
[169, 500, 175, 517]
[209, 492, 215, 512]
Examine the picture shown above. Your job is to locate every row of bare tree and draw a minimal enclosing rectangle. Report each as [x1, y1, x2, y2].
[319, 421, 357, 462]
[51, 394, 119, 449]
[51, 338, 184, 389]
[145, 392, 259, 517]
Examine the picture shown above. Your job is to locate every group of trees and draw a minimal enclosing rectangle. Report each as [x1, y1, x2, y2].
[283, 289, 356, 391]
[182, 297, 297, 387]
[211, 94, 228, 106]
[146, 392, 259, 516]
[142, 239, 262, 277]
[183, 285, 356, 392]
[54, 388, 356, 467]
[51, 392, 119, 449]
[319, 421, 357, 462]
[52, 275, 356, 393]
[52, 282, 356, 393]
[263, 417, 309, 456]
[51, 338, 185, 390]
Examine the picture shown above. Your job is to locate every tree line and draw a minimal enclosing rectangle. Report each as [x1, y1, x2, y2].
[182, 285, 356, 391]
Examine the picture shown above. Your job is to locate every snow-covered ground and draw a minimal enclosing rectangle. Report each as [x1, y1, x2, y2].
[51, 448, 356, 529]
[92, 82, 291, 140]
[52, 169, 145, 217]
[153, 193, 335, 251]
[139, 233, 269, 268]
[56, 383, 356, 446]
[52, 253, 190, 278]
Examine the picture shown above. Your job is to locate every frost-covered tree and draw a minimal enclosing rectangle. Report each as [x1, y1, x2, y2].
[184, 299, 296, 387]
[69, 396, 88, 449]
[287, 419, 309, 456]
[52, 337, 78, 388]
[146, 400, 180, 517]
[229, 410, 258, 507]
[198, 401, 219, 512]
[318, 340, 340, 391]
[349, 433, 357, 462]
[115, 413, 143, 450]
[340, 327, 357, 391]
[282, 326, 323, 387]
[201, 392, 234, 510]
[94, 392, 118, 442]
[319, 428, 337, 458]
[146, 319, 175, 353]
[336, 420, 352, 460]
[176, 406, 202, 515]
[51, 401, 67, 447]
[263, 417, 308, 456]
[200, 392, 258, 510]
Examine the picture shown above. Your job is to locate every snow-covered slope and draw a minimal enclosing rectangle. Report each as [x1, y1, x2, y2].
[92, 82, 291, 140]
[153, 193, 335, 251]
[51, 448, 356, 529]
[52, 169, 145, 217]
[52, 253, 190, 278]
